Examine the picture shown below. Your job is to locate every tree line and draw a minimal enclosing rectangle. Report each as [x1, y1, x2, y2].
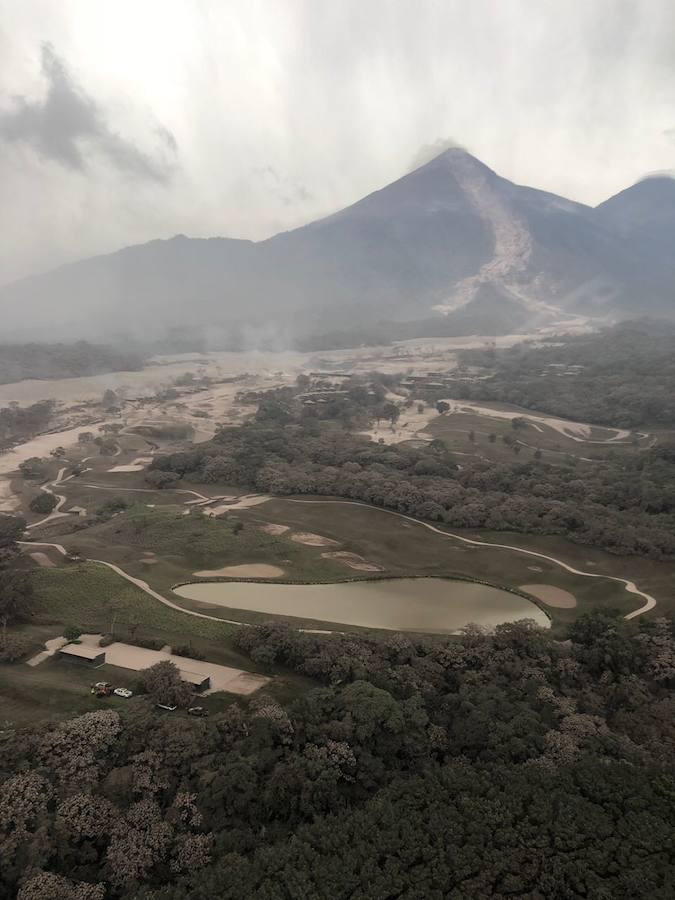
[149, 420, 675, 558]
[450, 320, 675, 429]
[0, 341, 145, 385]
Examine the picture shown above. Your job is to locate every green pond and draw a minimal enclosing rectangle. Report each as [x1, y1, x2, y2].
[173, 578, 550, 633]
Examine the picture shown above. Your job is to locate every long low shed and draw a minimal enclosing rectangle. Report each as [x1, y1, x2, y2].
[59, 644, 106, 668]
[179, 669, 211, 692]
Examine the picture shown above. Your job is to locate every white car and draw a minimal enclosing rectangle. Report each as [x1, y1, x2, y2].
[114, 687, 133, 699]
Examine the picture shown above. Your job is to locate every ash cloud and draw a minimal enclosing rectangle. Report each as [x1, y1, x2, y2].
[409, 137, 468, 171]
[0, 43, 176, 182]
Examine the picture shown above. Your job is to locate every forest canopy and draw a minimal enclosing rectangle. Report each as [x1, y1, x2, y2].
[2, 613, 675, 898]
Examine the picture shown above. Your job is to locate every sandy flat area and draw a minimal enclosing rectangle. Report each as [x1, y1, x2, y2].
[204, 494, 271, 516]
[107, 456, 152, 473]
[519, 583, 577, 608]
[29, 551, 55, 568]
[26, 636, 67, 667]
[359, 403, 435, 445]
[291, 532, 340, 547]
[192, 563, 285, 578]
[259, 523, 290, 536]
[0, 421, 109, 512]
[321, 551, 384, 572]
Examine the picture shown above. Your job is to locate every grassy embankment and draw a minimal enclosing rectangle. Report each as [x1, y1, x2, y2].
[0, 550, 313, 728]
[34, 495, 667, 630]
[426, 409, 650, 466]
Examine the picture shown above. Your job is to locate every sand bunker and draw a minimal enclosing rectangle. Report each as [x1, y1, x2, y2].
[192, 563, 285, 578]
[291, 532, 340, 547]
[204, 494, 271, 516]
[321, 551, 384, 572]
[107, 456, 152, 473]
[260, 523, 290, 536]
[519, 584, 577, 608]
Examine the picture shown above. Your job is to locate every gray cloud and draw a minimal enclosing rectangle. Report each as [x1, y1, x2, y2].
[253, 164, 313, 208]
[0, 43, 176, 181]
[409, 138, 468, 171]
[1, 1, 675, 285]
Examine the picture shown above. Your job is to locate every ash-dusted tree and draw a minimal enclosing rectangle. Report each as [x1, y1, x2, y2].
[29, 492, 57, 515]
[0, 515, 27, 551]
[101, 389, 118, 409]
[138, 660, 194, 708]
[0, 567, 33, 634]
[18, 457, 47, 480]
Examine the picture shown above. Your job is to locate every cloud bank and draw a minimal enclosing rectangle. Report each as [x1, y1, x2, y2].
[0, 43, 175, 182]
[0, 0, 674, 285]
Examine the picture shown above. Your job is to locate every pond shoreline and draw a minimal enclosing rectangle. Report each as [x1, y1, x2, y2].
[172, 575, 552, 634]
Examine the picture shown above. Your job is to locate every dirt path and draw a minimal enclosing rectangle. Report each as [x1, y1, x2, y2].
[18, 540, 338, 637]
[26, 467, 75, 530]
[286, 499, 656, 620]
[439, 400, 633, 444]
[79, 482, 213, 502]
[21, 475, 656, 624]
[19, 540, 252, 627]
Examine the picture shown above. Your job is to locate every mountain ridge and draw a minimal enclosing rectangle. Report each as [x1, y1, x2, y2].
[1, 149, 673, 346]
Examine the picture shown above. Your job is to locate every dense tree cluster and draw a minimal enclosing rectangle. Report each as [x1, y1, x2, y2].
[453, 320, 675, 428]
[150, 422, 675, 558]
[0, 342, 144, 385]
[2, 613, 675, 897]
[0, 401, 56, 447]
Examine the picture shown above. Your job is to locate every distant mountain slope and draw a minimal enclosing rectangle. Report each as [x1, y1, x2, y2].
[1, 150, 673, 346]
[594, 175, 675, 264]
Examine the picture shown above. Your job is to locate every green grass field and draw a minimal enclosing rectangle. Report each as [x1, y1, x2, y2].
[236, 497, 675, 629]
[426, 410, 644, 466]
[0, 559, 312, 728]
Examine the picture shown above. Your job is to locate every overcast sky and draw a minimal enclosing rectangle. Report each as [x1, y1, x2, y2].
[1, 0, 673, 284]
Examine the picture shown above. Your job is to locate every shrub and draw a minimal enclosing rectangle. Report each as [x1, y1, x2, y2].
[98, 634, 115, 647]
[0, 634, 33, 663]
[137, 660, 193, 708]
[63, 626, 82, 642]
[29, 493, 57, 515]
[95, 496, 130, 521]
[172, 644, 206, 660]
[145, 470, 181, 490]
[128, 636, 165, 651]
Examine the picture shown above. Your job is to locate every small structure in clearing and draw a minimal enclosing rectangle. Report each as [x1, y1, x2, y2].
[180, 670, 211, 692]
[59, 643, 106, 668]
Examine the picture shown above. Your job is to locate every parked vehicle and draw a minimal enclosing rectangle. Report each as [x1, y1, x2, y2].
[114, 687, 133, 699]
[156, 703, 177, 711]
[188, 706, 209, 717]
[90, 681, 113, 697]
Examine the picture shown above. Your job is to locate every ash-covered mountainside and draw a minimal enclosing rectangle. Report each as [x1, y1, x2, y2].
[1, 149, 673, 345]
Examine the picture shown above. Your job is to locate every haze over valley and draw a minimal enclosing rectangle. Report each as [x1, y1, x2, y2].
[2, 148, 675, 347]
[1, 4, 675, 899]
